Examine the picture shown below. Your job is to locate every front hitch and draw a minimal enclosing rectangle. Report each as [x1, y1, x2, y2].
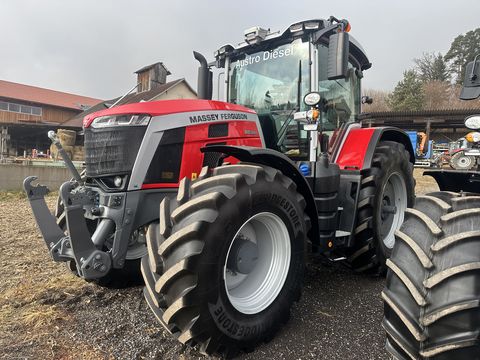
[23, 177, 112, 279]
[23, 176, 68, 262]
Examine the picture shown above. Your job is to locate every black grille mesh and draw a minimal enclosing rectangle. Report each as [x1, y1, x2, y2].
[202, 142, 227, 168]
[208, 123, 228, 138]
[84, 127, 146, 177]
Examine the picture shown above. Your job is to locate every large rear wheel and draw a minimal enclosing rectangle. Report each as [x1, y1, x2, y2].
[142, 163, 309, 357]
[383, 191, 480, 359]
[347, 141, 415, 274]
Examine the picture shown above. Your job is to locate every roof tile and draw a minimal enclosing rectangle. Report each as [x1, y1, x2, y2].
[0, 79, 102, 110]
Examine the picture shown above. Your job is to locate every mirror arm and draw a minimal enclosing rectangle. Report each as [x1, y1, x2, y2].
[470, 54, 480, 81]
[311, 23, 343, 45]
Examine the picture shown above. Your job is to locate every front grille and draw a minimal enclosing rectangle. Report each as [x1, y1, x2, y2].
[84, 126, 147, 177]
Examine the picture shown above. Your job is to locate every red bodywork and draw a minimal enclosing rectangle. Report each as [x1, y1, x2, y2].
[142, 121, 262, 189]
[335, 128, 376, 170]
[83, 99, 255, 128]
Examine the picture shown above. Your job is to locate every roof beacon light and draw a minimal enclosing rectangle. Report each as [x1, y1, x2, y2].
[244, 26, 269, 45]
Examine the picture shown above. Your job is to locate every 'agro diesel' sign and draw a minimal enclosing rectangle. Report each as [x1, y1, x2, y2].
[235, 45, 296, 68]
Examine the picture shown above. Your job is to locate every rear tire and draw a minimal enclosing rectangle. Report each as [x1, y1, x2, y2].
[383, 191, 480, 359]
[142, 163, 309, 357]
[449, 151, 476, 170]
[347, 141, 415, 274]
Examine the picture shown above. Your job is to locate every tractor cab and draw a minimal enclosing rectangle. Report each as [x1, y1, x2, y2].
[210, 18, 371, 160]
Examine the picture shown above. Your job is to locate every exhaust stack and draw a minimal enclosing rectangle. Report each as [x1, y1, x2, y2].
[193, 51, 213, 100]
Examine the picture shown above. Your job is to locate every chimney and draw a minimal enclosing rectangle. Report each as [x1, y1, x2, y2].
[135, 62, 171, 93]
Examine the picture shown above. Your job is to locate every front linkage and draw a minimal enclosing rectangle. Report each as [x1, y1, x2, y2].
[25, 177, 111, 279]
[23, 132, 139, 281]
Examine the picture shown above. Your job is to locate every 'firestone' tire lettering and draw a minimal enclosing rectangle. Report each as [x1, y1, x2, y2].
[212, 305, 256, 338]
[254, 193, 300, 229]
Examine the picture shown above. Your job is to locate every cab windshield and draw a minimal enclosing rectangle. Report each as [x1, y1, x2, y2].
[227, 39, 361, 158]
[228, 39, 310, 155]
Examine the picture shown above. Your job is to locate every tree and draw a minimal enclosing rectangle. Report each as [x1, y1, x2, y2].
[414, 52, 450, 82]
[362, 89, 391, 112]
[445, 28, 480, 83]
[387, 70, 425, 111]
[422, 81, 450, 109]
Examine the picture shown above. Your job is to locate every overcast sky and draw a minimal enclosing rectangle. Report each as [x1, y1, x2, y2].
[1, 0, 479, 100]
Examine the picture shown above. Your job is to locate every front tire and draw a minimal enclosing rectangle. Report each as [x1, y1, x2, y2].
[383, 191, 480, 359]
[142, 163, 309, 357]
[347, 141, 415, 274]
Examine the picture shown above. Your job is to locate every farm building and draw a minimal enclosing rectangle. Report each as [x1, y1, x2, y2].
[0, 61, 196, 159]
[0, 80, 102, 158]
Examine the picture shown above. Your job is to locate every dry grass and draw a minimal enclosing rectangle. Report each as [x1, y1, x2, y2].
[414, 168, 440, 194]
[0, 194, 108, 360]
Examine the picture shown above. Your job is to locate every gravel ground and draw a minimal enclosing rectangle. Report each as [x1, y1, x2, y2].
[0, 169, 438, 360]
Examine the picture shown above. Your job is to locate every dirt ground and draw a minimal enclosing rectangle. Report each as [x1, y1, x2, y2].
[0, 169, 437, 360]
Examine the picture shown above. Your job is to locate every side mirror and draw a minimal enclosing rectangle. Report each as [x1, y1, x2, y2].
[460, 57, 480, 100]
[465, 115, 480, 130]
[361, 96, 373, 104]
[327, 31, 349, 80]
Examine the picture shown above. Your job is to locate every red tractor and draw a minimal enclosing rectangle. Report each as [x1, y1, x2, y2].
[24, 101, 264, 287]
[382, 57, 480, 359]
[24, 16, 414, 356]
[141, 18, 415, 356]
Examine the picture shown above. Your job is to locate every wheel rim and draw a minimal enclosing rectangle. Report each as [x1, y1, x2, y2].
[379, 172, 407, 249]
[125, 229, 147, 259]
[455, 155, 473, 169]
[224, 212, 291, 314]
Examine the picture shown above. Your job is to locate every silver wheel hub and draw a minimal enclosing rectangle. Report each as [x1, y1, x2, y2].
[379, 172, 407, 249]
[458, 156, 473, 168]
[224, 212, 291, 315]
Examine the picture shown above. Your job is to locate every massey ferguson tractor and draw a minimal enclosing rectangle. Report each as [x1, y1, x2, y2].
[382, 57, 480, 359]
[139, 18, 416, 357]
[23, 102, 265, 287]
[24, 16, 415, 356]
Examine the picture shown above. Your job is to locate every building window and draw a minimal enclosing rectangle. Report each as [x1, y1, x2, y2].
[0, 100, 42, 116]
[21, 105, 32, 114]
[8, 103, 20, 112]
[31, 107, 42, 115]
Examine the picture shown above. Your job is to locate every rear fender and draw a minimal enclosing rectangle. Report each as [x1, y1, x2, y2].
[202, 145, 319, 248]
[334, 126, 415, 170]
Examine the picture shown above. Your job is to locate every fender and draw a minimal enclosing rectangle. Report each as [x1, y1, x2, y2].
[335, 126, 415, 170]
[201, 145, 319, 247]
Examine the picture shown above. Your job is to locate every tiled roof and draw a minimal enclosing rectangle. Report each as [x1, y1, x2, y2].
[0, 79, 102, 110]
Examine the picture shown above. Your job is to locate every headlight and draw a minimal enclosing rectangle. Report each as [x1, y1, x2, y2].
[90, 114, 150, 129]
[465, 115, 480, 130]
[304, 92, 322, 106]
[114, 176, 123, 187]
